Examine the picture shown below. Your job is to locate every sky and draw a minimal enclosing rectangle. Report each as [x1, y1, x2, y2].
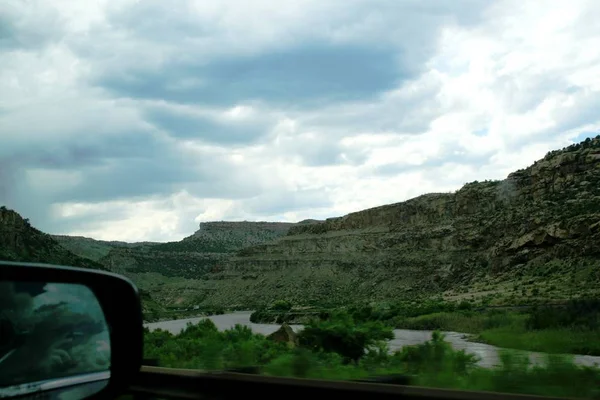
[1, 0, 599, 242]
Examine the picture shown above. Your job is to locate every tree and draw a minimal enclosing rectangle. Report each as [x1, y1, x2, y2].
[271, 300, 292, 312]
[298, 312, 393, 363]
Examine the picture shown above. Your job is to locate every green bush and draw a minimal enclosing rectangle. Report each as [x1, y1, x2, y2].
[298, 312, 393, 363]
[457, 300, 472, 311]
[271, 300, 293, 312]
[526, 299, 600, 330]
[392, 331, 478, 385]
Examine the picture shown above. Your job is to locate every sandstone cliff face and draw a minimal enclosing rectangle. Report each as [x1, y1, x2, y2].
[199, 137, 600, 307]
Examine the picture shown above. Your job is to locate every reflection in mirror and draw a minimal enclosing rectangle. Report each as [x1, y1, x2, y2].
[0, 281, 111, 398]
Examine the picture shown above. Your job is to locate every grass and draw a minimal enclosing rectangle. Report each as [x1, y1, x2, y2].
[345, 299, 600, 356]
[393, 311, 525, 333]
[478, 328, 600, 356]
[393, 310, 600, 356]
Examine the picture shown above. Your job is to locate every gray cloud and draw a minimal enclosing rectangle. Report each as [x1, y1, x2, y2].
[244, 189, 332, 216]
[274, 134, 371, 167]
[96, 44, 404, 109]
[552, 92, 600, 134]
[296, 72, 445, 136]
[79, 0, 491, 111]
[494, 72, 580, 115]
[20, 131, 165, 170]
[372, 150, 492, 178]
[0, 1, 64, 50]
[142, 105, 272, 144]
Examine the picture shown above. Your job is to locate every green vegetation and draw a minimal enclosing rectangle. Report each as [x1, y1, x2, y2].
[348, 299, 600, 356]
[270, 300, 293, 312]
[251, 298, 600, 356]
[50, 235, 155, 262]
[144, 315, 600, 398]
[249, 299, 330, 324]
[477, 300, 600, 355]
[299, 312, 393, 362]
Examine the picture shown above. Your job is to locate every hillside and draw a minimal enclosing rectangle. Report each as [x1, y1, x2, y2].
[0, 207, 105, 270]
[51, 234, 159, 261]
[194, 136, 600, 308]
[4, 136, 600, 313]
[51, 219, 317, 312]
[94, 221, 305, 278]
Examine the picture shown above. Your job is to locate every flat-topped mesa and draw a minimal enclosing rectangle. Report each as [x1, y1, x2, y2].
[196, 221, 296, 235]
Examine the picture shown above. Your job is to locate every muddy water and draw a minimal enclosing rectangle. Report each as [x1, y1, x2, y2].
[145, 311, 600, 369]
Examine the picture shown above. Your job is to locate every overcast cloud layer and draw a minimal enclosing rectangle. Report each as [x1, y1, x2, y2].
[1, 0, 599, 242]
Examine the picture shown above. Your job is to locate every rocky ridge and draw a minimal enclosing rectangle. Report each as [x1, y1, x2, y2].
[196, 136, 600, 307]
[0, 207, 105, 270]
[51, 234, 159, 261]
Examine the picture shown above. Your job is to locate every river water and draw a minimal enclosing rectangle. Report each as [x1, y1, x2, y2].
[145, 311, 600, 369]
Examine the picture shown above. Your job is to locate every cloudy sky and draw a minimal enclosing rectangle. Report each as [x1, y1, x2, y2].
[1, 0, 599, 242]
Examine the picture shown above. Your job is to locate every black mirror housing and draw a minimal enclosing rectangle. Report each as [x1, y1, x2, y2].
[0, 261, 143, 399]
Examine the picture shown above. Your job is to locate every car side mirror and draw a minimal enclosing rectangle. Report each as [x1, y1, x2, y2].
[0, 261, 143, 399]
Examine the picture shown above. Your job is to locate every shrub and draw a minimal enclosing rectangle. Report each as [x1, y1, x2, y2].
[298, 312, 393, 363]
[391, 331, 478, 387]
[526, 299, 600, 330]
[271, 300, 293, 312]
[457, 300, 472, 311]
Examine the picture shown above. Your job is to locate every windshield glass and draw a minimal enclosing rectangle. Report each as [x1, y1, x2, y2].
[1, 0, 599, 398]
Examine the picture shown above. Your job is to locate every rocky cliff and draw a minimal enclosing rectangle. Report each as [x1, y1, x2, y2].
[0, 207, 105, 270]
[197, 136, 600, 307]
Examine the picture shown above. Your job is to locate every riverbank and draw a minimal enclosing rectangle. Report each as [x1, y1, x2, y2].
[393, 310, 600, 356]
[248, 300, 600, 356]
[145, 311, 600, 369]
[143, 312, 600, 398]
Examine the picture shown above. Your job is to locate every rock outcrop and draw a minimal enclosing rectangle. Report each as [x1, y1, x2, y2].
[197, 136, 600, 307]
[180, 221, 309, 252]
[267, 323, 299, 347]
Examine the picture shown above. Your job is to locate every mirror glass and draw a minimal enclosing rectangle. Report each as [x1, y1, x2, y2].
[0, 281, 111, 398]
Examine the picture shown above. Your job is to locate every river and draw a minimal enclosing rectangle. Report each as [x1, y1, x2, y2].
[145, 311, 600, 369]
